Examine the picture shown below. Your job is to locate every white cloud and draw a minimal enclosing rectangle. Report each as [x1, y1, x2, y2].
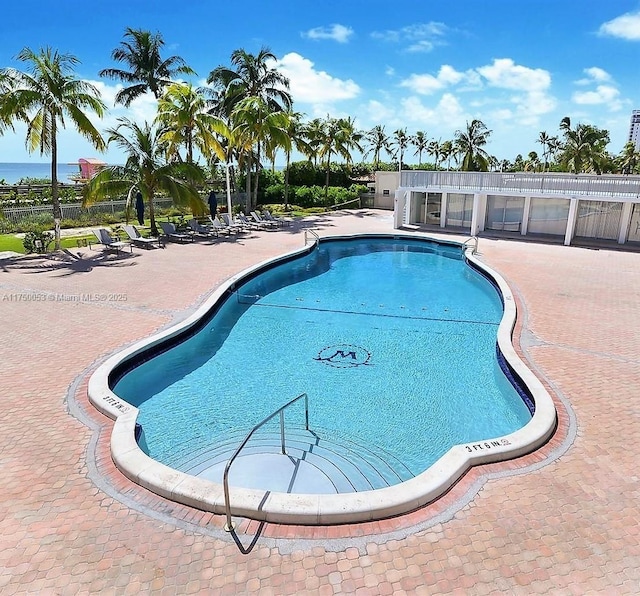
[474, 59, 555, 125]
[584, 67, 611, 83]
[385, 66, 395, 77]
[303, 24, 354, 43]
[598, 10, 640, 40]
[371, 22, 448, 52]
[477, 58, 551, 91]
[273, 52, 360, 104]
[571, 67, 624, 111]
[573, 85, 621, 105]
[399, 93, 467, 128]
[399, 65, 469, 95]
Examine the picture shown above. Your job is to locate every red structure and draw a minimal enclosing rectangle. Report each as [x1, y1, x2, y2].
[68, 158, 106, 183]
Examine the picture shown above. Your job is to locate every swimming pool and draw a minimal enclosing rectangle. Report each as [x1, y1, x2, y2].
[89, 233, 557, 524]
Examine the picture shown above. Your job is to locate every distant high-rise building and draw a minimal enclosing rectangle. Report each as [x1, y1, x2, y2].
[629, 110, 640, 149]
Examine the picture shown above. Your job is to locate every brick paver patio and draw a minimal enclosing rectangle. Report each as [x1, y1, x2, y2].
[1, 210, 639, 594]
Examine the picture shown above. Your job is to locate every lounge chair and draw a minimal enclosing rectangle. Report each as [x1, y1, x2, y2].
[90, 228, 131, 254]
[235, 212, 262, 230]
[160, 221, 194, 243]
[250, 211, 278, 229]
[262, 210, 292, 227]
[122, 225, 163, 249]
[208, 215, 234, 237]
[222, 213, 248, 233]
[188, 218, 218, 239]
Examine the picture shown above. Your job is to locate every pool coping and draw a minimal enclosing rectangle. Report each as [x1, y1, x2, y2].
[87, 233, 558, 525]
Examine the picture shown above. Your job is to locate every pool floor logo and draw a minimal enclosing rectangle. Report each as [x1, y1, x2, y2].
[314, 344, 371, 368]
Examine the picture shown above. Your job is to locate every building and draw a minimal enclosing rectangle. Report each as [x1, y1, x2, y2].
[629, 110, 640, 150]
[389, 170, 640, 247]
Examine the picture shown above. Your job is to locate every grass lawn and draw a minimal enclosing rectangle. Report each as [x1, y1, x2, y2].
[0, 233, 97, 254]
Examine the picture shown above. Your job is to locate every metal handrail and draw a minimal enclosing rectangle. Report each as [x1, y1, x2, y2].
[462, 236, 478, 255]
[222, 392, 309, 531]
[304, 228, 320, 248]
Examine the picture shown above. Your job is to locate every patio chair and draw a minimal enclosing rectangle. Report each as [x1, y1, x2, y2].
[222, 213, 249, 233]
[250, 211, 278, 229]
[160, 221, 194, 243]
[90, 228, 131, 254]
[208, 215, 234, 237]
[122, 225, 163, 249]
[235, 212, 263, 230]
[262, 210, 292, 227]
[188, 218, 218, 239]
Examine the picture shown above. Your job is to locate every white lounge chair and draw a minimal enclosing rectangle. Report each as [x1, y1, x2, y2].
[262, 210, 292, 227]
[235, 212, 262, 230]
[90, 228, 131, 254]
[160, 221, 194, 243]
[250, 211, 278, 229]
[188, 218, 218, 239]
[222, 213, 248, 233]
[208, 215, 234, 236]
[122, 225, 163, 249]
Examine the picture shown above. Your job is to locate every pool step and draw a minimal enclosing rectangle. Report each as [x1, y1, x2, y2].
[165, 427, 415, 494]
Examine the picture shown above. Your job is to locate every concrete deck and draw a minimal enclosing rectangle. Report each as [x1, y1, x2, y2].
[1, 210, 639, 593]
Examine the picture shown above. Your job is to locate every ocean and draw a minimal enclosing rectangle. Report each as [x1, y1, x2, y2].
[0, 162, 81, 184]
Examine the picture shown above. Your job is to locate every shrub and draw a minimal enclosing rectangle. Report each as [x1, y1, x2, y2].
[23, 228, 54, 253]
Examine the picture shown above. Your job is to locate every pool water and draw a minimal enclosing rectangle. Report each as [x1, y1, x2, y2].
[113, 238, 531, 482]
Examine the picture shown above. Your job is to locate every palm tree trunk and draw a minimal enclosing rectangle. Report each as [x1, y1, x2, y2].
[148, 193, 158, 237]
[51, 124, 61, 250]
[324, 151, 332, 204]
[284, 150, 291, 210]
[245, 154, 252, 213]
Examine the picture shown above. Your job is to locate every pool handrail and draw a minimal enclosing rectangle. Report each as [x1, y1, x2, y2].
[222, 392, 309, 531]
[304, 228, 320, 248]
[462, 236, 479, 255]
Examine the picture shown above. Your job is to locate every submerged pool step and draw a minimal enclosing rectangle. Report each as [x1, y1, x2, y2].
[166, 427, 415, 494]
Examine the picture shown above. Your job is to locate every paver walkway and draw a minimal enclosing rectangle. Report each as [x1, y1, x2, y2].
[1, 210, 639, 594]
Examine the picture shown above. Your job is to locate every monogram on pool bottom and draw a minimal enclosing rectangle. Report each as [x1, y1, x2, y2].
[314, 344, 371, 368]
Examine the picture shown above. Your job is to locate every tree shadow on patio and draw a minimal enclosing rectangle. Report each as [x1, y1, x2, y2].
[0, 248, 139, 277]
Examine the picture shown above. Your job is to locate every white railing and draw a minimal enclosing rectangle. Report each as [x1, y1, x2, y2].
[400, 171, 640, 200]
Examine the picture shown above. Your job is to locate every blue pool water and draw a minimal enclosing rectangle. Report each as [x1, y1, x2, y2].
[113, 237, 531, 480]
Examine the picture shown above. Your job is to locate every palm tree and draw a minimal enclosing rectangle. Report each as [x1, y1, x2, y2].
[392, 128, 410, 171]
[617, 141, 640, 175]
[440, 140, 454, 170]
[454, 119, 492, 171]
[302, 118, 325, 166]
[537, 131, 551, 171]
[0, 47, 106, 248]
[558, 117, 610, 174]
[100, 28, 194, 106]
[281, 110, 310, 209]
[364, 125, 390, 170]
[208, 47, 292, 208]
[524, 151, 541, 172]
[427, 139, 442, 170]
[156, 82, 224, 164]
[83, 118, 205, 236]
[207, 47, 292, 116]
[413, 131, 429, 168]
[317, 115, 363, 202]
[230, 97, 291, 211]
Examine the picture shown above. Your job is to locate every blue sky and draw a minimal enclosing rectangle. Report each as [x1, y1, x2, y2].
[1, 0, 639, 165]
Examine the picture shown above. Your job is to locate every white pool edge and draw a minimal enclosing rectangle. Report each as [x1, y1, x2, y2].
[88, 233, 557, 525]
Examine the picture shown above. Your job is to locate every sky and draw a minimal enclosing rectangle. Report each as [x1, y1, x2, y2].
[1, 0, 639, 165]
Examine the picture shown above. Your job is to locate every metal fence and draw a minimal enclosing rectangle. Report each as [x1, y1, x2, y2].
[0, 198, 176, 225]
[400, 171, 640, 200]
